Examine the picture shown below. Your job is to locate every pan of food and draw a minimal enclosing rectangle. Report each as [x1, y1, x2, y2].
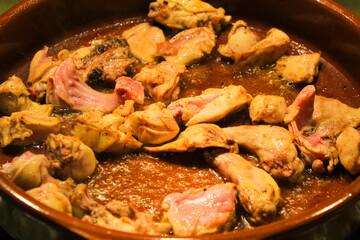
[0, 0, 360, 239]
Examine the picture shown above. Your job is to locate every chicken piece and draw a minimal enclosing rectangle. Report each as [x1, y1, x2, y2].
[219, 25, 290, 70]
[120, 102, 180, 145]
[72, 111, 143, 153]
[148, 0, 231, 32]
[211, 153, 280, 223]
[168, 85, 252, 126]
[145, 123, 238, 153]
[70, 183, 100, 218]
[223, 125, 304, 181]
[44, 134, 98, 181]
[249, 95, 287, 124]
[122, 23, 165, 63]
[26, 182, 73, 216]
[0, 111, 61, 147]
[133, 61, 186, 102]
[157, 27, 216, 66]
[287, 85, 338, 173]
[336, 127, 360, 175]
[162, 183, 236, 236]
[218, 20, 260, 58]
[46, 59, 144, 112]
[0, 75, 53, 116]
[27, 46, 62, 101]
[0, 151, 51, 190]
[275, 53, 321, 83]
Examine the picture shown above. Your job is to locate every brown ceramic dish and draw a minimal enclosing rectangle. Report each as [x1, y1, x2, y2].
[1, 0, 360, 239]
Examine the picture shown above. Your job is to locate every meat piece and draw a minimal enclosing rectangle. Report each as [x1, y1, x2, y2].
[44, 134, 98, 181]
[0, 75, 53, 116]
[223, 125, 304, 181]
[46, 59, 144, 112]
[148, 0, 231, 33]
[336, 127, 360, 175]
[249, 95, 287, 124]
[218, 20, 260, 58]
[168, 85, 252, 126]
[27, 46, 62, 101]
[162, 183, 236, 236]
[0, 111, 61, 147]
[275, 53, 321, 83]
[145, 123, 238, 153]
[26, 182, 73, 216]
[287, 85, 338, 173]
[120, 102, 180, 145]
[219, 25, 290, 70]
[0, 151, 51, 190]
[72, 111, 143, 153]
[211, 153, 280, 223]
[122, 23, 165, 63]
[70, 183, 100, 218]
[157, 27, 216, 65]
[133, 61, 186, 102]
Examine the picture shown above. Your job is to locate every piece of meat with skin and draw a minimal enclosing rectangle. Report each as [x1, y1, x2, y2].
[223, 27, 290, 70]
[287, 85, 338, 173]
[157, 27, 216, 66]
[72, 111, 143, 153]
[46, 59, 144, 113]
[70, 183, 100, 218]
[133, 61, 186, 102]
[0, 111, 61, 147]
[249, 95, 287, 124]
[145, 123, 238, 153]
[122, 22, 165, 63]
[0, 75, 53, 116]
[120, 102, 180, 145]
[27, 46, 62, 101]
[168, 85, 252, 126]
[162, 183, 236, 236]
[336, 127, 360, 175]
[210, 153, 280, 223]
[275, 53, 321, 83]
[148, 0, 231, 33]
[218, 20, 260, 58]
[223, 125, 304, 181]
[44, 134, 98, 181]
[0, 151, 52, 190]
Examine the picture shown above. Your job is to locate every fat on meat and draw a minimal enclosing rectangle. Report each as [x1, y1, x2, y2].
[223, 125, 304, 181]
[168, 85, 252, 126]
[148, 0, 231, 33]
[210, 153, 280, 223]
[157, 27, 216, 66]
[162, 183, 237, 236]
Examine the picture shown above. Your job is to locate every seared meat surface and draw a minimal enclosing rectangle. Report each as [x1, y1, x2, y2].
[249, 94, 287, 124]
[336, 127, 360, 175]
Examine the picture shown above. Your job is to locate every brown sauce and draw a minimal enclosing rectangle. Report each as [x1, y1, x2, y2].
[1, 16, 358, 231]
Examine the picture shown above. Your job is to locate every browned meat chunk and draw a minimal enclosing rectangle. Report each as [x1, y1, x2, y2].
[336, 127, 360, 175]
[120, 102, 180, 145]
[133, 61, 186, 102]
[145, 123, 238, 153]
[0, 75, 53, 116]
[72, 110, 143, 153]
[223, 125, 304, 181]
[162, 183, 236, 236]
[0, 151, 51, 190]
[122, 23, 165, 63]
[44, 134, 98, 181]
[275, 53, 321, 83]
[27, 46, 62, 101]
[148, 0, 231, 33]
[46, 59, 144, 112]
[168, 85, 252, 126]
[0, 111, 61, 147]
[157, 27, 216, 65]
[249, 95, 287, 124]
[210, 153, 280, 223]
